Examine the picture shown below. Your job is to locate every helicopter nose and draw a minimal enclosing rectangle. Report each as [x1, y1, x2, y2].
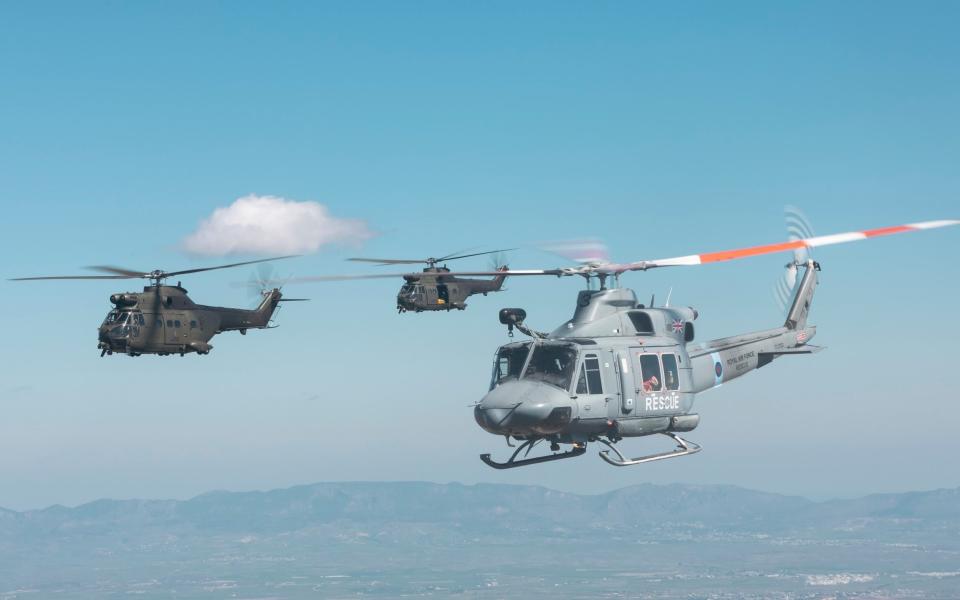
[475, 380, 576, 436]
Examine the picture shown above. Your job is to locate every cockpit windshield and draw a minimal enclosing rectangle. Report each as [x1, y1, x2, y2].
[102, 311, 145, 336]
[103, 310, 126, 325]
[400, 283, 422, 297]
[490, 342, 532, 389]
[521, 343, 579, 391]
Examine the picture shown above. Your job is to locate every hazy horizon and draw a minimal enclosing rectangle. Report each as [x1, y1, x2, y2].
[9, 477, 960, 513]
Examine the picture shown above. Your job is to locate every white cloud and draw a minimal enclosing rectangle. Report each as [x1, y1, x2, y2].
[182, 195, 374, 256]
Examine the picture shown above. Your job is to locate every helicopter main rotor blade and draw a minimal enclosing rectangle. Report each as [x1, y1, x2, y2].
[414, 269, 563, 277]
[347, 248, 517, 266]
[346, 258, 428, 265]
[618, 219, 960, 272]
[253, 273, 405, 284]
[9, 274, 133, 281]
[163, 255, 299, 278]
[13, 255, 299, 283]
[539, 240, 611, 265]
[86, 265, 147, 277]
[248, 268, 561, 286]
[437, 248, 518, 262]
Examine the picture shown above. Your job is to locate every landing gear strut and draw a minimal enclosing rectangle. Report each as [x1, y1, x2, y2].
[480, 439, 586, 469]
[480, 433, 702, 469]
[597, 432, 701, 466]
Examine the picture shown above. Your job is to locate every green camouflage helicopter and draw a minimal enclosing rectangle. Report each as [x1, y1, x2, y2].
[11, 257, 300, 357]
[267, 249, 515, 312]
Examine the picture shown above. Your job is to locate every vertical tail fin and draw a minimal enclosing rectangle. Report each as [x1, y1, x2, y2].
[254, 289, 282, 327]
[491, 265, 509, 291]
[785, 260, 818, 330]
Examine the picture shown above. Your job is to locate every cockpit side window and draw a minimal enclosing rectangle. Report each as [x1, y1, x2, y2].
[522, 344, 579, 391]
[576, 354, 604, 394]
[628, 311, 655, 335]
[490, 343, 531, 389]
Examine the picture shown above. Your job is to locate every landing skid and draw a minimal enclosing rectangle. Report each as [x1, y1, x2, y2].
[480, 439, 586, 469]
[598, 432, 701, 467]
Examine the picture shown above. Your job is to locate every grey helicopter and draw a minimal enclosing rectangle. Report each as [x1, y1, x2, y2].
[269, 249, 515, 312]
[442, 217, 959, 469]
[10, 257, 301, 357]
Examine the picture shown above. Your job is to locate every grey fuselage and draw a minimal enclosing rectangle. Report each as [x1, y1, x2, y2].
[475, 262, 819, 444]
[97, 284, 281, 356]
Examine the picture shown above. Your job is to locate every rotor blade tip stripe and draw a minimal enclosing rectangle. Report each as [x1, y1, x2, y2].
[862, 225, 913, 238]
[699, 240, 806, 264]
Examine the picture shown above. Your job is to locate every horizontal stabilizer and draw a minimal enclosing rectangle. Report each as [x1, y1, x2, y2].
[757, 345, 824, 368]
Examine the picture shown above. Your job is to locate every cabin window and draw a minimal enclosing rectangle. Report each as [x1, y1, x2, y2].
[661, 354, 680, 391]
[628, 311, 655, 335]
[639, 354, 662, 392]
[490, 343, 532, 389]
[166, 320, 173, 328]
[190, 320, 198, 329]
[155, 318, 163, 327]
[576, 355, 604, 394]
[174, 320, 181, 328]
[522, 343, 579, 391]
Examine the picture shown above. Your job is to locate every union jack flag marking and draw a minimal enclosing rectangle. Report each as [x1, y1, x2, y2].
[796, 330, 808, 344]
[672, 319, 684, 334]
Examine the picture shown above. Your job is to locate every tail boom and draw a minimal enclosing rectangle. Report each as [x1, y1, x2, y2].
[214, 289, 282, 332]
[688, 260, 820, 393]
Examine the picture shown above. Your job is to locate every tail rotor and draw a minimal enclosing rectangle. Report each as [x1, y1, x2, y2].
[774, 206, 815, 314]
[247, 263, 295, 306]
[488, 251, 509, 272]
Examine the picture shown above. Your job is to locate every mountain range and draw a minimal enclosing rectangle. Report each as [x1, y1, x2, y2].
[2, 481, 959, 599]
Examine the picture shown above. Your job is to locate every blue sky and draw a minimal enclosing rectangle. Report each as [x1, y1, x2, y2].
[1, 1, 958, 510]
